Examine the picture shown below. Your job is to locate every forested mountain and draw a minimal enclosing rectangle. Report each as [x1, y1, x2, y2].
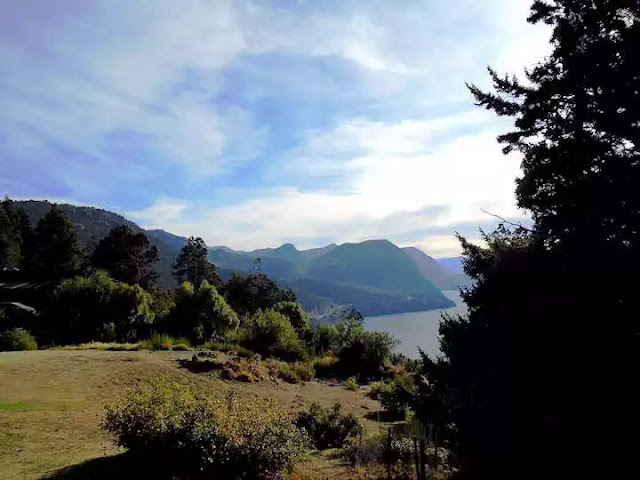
[14, 201, 180, 288]
[10, 201, 457, 315]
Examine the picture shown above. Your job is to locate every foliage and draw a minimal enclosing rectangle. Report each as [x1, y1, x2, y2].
[33, 205, 82, 273]
[201, 341, 257, 358]
[91, 225, 159, 289]
[306, 323, 337, 356]
[272, 301, 310, 334]
[268, 359, 315, 384]
[139, 334, 190, 351]
[172, 236, 220, 288]
[0, 327, 38, 351]
[224, 272, 296, 317]
[166, 280, 239, 344]
[296, 402, 362, 449]
[367, 381, 392, 400]
[312, 354, 340, 378]
[334, 316, 398, 379]
[416, 3, 640, 479]
[0, 198, 22, 268]
[344, 433, 414, 470]
[379, 374, 416, 421]
[242, 309, 307, 361]
[344, 376, 359, 391]
[103, 378, 308, 479]
[48, 271, 155, 344]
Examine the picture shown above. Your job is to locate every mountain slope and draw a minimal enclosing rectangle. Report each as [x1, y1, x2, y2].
[14, 201, 180, 288]
[403, 247, 471, 289]
[307, 239, 443, 295]
[436, 256, 466, 275]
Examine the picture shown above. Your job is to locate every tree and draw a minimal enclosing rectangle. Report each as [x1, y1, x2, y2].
[416, 3, 640, 479]
[172, 236, 220, 287]
[91, 225, 159, 289]
[34, 205, 81, 274]
[48, 271, 155, 344]
[167, 280, 239, 344]
[224, 272, 296, 317]
[273, 301, 310, 334]
[0, 199, 21, 268]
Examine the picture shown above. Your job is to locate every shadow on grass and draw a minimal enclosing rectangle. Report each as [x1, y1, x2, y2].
[41, 452, 174, 480]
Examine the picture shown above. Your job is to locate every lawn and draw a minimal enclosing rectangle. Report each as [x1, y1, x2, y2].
[0, 350, 386, 479]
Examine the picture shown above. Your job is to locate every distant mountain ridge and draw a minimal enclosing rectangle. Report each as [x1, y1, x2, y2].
[12, 200, 466, 317]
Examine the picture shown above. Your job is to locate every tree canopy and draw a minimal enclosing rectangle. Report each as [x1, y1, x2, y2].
[91, 225, 159, 289]
[172, 236, 220, 288]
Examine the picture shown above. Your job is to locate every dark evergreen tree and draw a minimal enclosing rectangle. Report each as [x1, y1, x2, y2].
[224, 272, 296, 317]
[91, 225, 159, 289]
[415, 3, 640, 479]
[34, 205, 82, 274]
[172, 236, 220, 288]
[0, 198, 21, 268]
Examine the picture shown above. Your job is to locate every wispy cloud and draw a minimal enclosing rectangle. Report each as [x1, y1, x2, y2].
[1, 0, 548, 256]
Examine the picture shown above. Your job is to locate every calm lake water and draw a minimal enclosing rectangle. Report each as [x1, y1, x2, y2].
[364, 290, 467, 359]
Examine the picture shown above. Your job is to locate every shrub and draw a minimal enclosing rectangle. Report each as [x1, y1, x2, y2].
[273, 301, 310, 334]
[307, 323, 337, 356]
[140, 334, 190, 351]
[167, 281, 239, 344]
[268, 360, 315, 384]
[0, 328, 37, 351]
[335, 318, 397, 379]
[172, 343, 190, 351]
[103, 378, 308, 479]
[344, 376, 359, 391]
[48, 271, 155, 344]
[201, 341, 257, 359]
[296, 402, 362, 449]
[345, 433, 414, 469]
[243, 309, 307, 361]
[368, 381, 392, 400]
[313, 354, 340, 378]
[380, 374, 416, 421]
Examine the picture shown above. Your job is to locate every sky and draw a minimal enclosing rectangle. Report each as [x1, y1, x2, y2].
[0, 0, 549, 256]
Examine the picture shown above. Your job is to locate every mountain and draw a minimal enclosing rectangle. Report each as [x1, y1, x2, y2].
[403, 247, 471, 290]
[210, 239, 455, 315]
[436, 256, 466, 275]
[307, 240, 442, 295]
[14, 201, 180, 288]
[147, 229, 188, 251]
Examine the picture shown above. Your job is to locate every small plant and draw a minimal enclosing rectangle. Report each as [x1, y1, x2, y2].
[201, 341, 257, 358]
[344, 376, 359, 391]
[296, 402, 362, 449]
[103, 378, 308, 479]
[313, 354, 340, 378]
[140, 334, 190, 351]
[380, 374, 416, 420]
[268, 360, 315, 384]
[172, 343, 190, 351]
[0, 328, 38, 351]
[368, 381, 392, 400]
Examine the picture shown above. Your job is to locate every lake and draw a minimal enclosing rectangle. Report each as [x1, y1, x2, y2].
[363, 290, 467, 359]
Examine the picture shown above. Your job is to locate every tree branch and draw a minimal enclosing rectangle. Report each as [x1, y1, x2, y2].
[480, 209, 533, 232]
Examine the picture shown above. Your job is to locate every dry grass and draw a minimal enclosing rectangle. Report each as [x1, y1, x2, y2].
[0, 350, 386, 479]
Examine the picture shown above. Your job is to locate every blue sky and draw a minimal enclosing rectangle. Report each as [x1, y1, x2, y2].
[0, 0, 548, 255]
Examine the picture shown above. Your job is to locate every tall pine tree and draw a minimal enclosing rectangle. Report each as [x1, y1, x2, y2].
[172, 236, 220, 288]
[34, 205, 82, 274]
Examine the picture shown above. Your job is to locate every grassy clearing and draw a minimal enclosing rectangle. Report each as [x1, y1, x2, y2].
[0, 350, 386, 479]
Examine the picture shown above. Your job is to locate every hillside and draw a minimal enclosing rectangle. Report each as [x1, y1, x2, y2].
[14, 201, 180, 288]
[436, 256, 466, 275]
[403, 247, 471, 289]
[307, 240, 442, 295]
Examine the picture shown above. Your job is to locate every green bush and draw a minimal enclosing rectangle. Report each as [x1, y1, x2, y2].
[380, 374, 416, 420]
[313, 354, 340, 378]
[367, 381, 392, 400]
[344, 376, 359, 391]
[48, 271, 155, 344]
[269, 360, 315, 384]
[344, 433, 414, 469]
[103, 378, 308, 479]
[306, 323, 337, 356]
[243, 309, 307, 361]
[172, 343, 190, 351]
[335, 317, 397, 379]
[296, 402, 362, 449]
[201, 341, 257, 359]
[0, 328, 37, 351]
[167, 281, 239, 344]
[273, 301, 310, 334]
[140, 334, 190, 351]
